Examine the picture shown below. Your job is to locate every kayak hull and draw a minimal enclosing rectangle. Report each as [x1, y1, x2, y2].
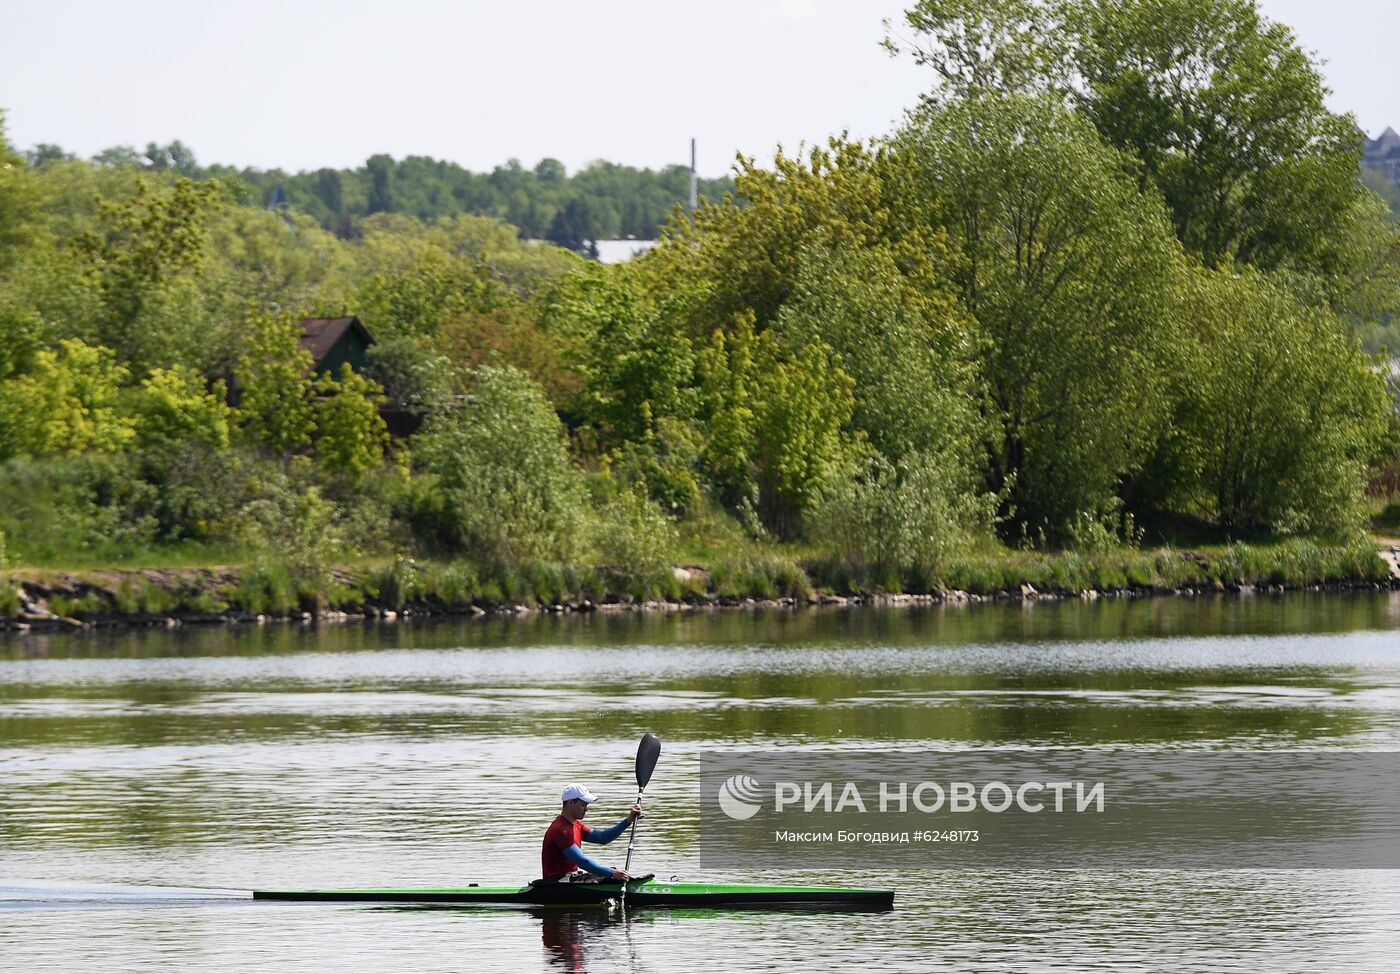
[253, 880, 893, 910]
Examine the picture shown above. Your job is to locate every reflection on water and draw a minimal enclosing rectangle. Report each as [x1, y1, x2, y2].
[2, 594, 1399, 972]
[6, 589, 1400, 664]
[539, 909, 611, 972]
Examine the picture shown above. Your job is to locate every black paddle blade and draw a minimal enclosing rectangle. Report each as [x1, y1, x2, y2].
[634, 733, 662, 789]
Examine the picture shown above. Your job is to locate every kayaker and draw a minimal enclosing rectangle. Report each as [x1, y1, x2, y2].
[540, 783, 644, 882]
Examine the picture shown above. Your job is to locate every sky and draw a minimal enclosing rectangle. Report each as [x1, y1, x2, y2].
[2, 0, 1397, 178]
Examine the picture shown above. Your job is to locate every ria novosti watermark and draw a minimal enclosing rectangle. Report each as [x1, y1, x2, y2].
[699, 752, 1400, 869]
[720, 774, 1105, 817]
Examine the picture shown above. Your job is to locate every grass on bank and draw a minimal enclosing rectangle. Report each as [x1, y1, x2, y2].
[1, 535, 1389, 622]
[1, 486, 1392, 619]
[809, 537, 1391, 597]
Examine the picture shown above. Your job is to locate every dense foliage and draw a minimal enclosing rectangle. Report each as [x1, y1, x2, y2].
[1, 0, 1396, 594]
[25, 137, 734, 248]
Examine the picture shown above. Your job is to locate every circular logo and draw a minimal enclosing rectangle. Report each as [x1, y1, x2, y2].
[716, 774, 764, 820]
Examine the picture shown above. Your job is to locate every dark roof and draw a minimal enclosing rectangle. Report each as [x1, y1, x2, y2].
[299, 316, 373, 366]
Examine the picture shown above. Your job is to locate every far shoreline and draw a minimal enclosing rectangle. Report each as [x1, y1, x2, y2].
[3, 545, 1397, 635]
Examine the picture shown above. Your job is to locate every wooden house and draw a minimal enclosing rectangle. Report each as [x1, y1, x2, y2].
[299, 316, 374, 378]
[298, 316, 429, 437]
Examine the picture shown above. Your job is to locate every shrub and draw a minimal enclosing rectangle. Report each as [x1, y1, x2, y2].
[382, 471, 452, 553]
[184, 590, 228, 614]
[593, 488, 680, 597]
[413, 365, 589, 563]
[608, 417, 704, 517]
[1065, 508, 1140, 555]
[0, 455, 161, 563]
[419, 561, 479, 606]
[811, 451, 993, 588]
[112, 576, 187, 615]
[370, 553, 419, 609]
[139, 583, 177, 614]
[51, 590, 108, 617]
[712, 551, 810, 600]
[236, 563, 298, 614]
[522, 561, 575, 604]
[237, 482, 345, 602]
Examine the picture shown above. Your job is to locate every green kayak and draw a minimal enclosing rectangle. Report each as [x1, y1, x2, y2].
[253, 879, 893, 910]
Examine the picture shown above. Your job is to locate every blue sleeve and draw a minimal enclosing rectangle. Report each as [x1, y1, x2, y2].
[563, 844, 612, 877]
[581, 818, 630, 845]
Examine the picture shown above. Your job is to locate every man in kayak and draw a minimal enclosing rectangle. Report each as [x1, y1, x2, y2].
[541, 783, 644, 882]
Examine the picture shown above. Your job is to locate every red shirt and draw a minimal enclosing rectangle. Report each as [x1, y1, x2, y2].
[541, 814, 592, 878]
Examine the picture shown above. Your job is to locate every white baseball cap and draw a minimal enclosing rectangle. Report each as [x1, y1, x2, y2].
[561, 783, 599, 803]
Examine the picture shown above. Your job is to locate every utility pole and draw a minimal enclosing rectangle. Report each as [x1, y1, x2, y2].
[689, 138, 698, 214]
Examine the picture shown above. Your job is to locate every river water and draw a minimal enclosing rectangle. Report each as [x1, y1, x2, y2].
[3, 594, 1400, 972]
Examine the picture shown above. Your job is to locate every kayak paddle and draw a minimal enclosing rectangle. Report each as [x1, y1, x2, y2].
[620, 732, 661, 908]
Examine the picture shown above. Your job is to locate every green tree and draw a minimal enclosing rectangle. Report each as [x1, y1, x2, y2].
[433, 214, 580, 292]
[647, 139, 942, 336]
[894, 94, 1184, 542]
[0, 301, 51, 382]
[533, 158, 567, 184]
[696, 312, 858, 537]
[365, 154, 395, 214]
[1151, 268, 1391, 534]
[121, 365, 242, 544]
[695, 314, 761, 515]
[196, 205, 354, 378]
[0, 111, 44, 274]
[637, 139, 980, 535]
[571, 265, 699, 445]
[884, 0, 1068, 100]
[312, 168, 344, 218]
[545, 198, 601, 256]
[142, 140, 200, 176]
[234, 310, 315, 453]
[752, 339, 858, 537]
[25, 143, 75, 168]
[890, 0, 1378, 287]
[0, 339, 134, 459]
[1362, 168, 1400, 220]
[774, 243, 981, 467]
[91, 145, 147, 169]
[66, 137, 733, 239]
[1070, 0, 1367, 279]
[314, 365, 390, 479]
[362, 335, 455, 409]
[131, 365, 231, 452]
[75, 176, 221, 371]
[353, 247, 496, 337]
